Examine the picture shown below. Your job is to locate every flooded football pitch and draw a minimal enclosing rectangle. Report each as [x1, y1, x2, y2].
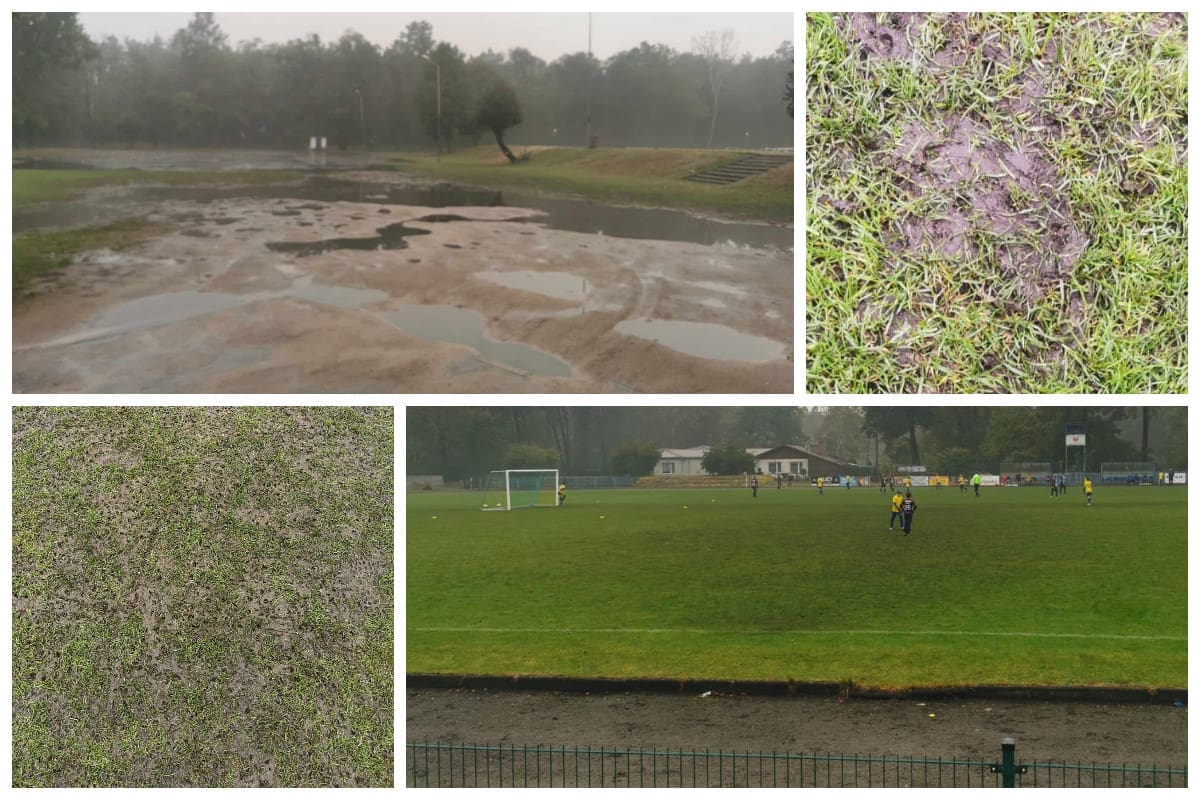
[13, 149, 793, 393]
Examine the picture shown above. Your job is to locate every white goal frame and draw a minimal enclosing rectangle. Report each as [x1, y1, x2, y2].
[481, 469, 560, 511]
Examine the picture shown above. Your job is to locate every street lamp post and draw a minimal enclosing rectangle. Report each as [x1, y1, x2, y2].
[354, 88, 365, 151]
[420, 53, 443, 160]
[586, 12, 593, 148]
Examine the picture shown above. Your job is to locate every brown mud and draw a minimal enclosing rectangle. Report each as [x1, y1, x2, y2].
[840, 12, 1092, 313]
[14, 154, 792, 393]
[405, 687, 1187, 787]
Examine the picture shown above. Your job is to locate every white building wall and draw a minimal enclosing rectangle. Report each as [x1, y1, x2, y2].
[756, 457, 809, 476]
[655, 457, 706, 476]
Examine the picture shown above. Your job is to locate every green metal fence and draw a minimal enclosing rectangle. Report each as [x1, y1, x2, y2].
[406, 741, 1186, 788]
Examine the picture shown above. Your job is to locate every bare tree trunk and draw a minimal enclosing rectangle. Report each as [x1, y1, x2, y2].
[595, 408, 611, 471]
[1141, 407, 1151, 462]
[545, 409, 572, 471]
[493, 127, 516, 163]
[695, 29, 735, 149]
[510, 409, 526, 441]
[706, 86, 719, 149]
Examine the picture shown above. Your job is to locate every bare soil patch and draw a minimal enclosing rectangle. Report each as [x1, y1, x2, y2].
[406, 687, 1186, 785]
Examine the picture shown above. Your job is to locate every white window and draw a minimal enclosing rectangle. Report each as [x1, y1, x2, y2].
[768, 462, 781, 474]
[789, 461, 800, 474]
[662, 462, 675, 474]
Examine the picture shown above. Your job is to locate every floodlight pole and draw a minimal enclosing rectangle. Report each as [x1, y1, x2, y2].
[355, 88, 365, 151]
[586, 12, 593, 147]
[421, 54, 443, 160]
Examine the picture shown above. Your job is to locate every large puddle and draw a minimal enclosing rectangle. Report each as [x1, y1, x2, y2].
[266, 222, 431, 256]
[19, 281, 577, 379]
[614, 319, 787, 363]
[475, 269, 587, 302]
[504, 188, 792, 250]
[378, 304, 574, 377]
[18, 277, 388, 350]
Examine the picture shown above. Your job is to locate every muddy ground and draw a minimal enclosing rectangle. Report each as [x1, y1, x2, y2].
[13, 150, 792, 393]
[806, 12, 1187, 392]
[405, 687, 1187, 787]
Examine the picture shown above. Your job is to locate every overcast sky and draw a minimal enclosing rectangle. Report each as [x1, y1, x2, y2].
[76, 12, 794, 62]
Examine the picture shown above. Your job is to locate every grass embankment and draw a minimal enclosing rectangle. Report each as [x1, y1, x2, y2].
[391, 146, 794, 223]
[12, 168, 307, 297]
[806, 12, 1187, 393]
[407, 485, 1185, 689]
[13, 407, 394, 787]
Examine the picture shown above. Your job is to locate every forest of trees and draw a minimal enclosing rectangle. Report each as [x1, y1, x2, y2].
[406, 407, 1187, 482]
[14, 13, 794, 151]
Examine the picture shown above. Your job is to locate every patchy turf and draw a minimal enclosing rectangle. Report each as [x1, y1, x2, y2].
[12, 407, 394, 787]
[13, 218, 174, 298]
[806, 12, 1187, 393]
[11, 167, 308, 207]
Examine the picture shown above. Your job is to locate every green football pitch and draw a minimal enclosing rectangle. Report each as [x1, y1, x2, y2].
[406, 485, 1185, 689]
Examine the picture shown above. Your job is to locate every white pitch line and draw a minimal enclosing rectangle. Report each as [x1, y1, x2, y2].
[411, 627, 1184, 642]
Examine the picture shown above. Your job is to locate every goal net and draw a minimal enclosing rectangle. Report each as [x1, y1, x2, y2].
[481, 469, 560, 511]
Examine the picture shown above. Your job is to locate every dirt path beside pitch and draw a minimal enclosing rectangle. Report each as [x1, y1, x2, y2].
[406, 687, 1186, 774]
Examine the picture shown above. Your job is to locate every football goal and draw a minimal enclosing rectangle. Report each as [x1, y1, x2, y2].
[481, 469, 560, 511]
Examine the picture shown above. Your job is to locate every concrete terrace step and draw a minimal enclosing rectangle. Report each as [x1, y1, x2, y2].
[685, 153, 793, 185]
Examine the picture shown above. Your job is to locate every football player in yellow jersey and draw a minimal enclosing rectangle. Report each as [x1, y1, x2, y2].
[1083, 476, 1094, 506]
[889, 490, 904, 531]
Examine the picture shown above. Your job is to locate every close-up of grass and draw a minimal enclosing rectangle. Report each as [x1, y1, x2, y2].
[13, 407, 394, 787]
[407, 486, 1185, 689]
[806, 12, 1186, 393]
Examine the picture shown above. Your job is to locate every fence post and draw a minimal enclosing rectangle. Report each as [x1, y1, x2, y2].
[990, 737, 1028, 787]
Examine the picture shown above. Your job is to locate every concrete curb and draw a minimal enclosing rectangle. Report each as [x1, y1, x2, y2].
[407, 673, 1186, 706]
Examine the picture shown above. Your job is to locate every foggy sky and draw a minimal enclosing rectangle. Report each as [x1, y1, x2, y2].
[76, 11, 795, 62]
